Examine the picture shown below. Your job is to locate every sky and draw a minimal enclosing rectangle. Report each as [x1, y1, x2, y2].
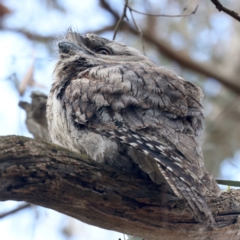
[0, 0, 239, 239]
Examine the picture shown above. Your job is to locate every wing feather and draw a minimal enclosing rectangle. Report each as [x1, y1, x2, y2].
[57, 62, 219, 225]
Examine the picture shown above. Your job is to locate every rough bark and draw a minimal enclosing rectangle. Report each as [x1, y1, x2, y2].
[0, 135, 240, 240]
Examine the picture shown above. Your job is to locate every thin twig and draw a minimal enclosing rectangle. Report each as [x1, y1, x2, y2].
[100, 0, 118, 20]
[182, 0, 193, 13]
[127, 4, 198, 17]
[129, 9, 146, 55]
[100, 0, 240, 94]
[113, 1, 198, 52]
[216, 179, 240, 187]
[211, 0, 240, 22]
[0, 203, 31, 219]
[113, 0, 129, 40]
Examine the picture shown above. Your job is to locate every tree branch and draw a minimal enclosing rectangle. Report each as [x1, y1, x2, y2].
[211, 0, 240, 22]
[113, 0, 128, 40]
[139, 26, 240, 95]
[127, 4, 198, 17]
[100, 0, 240, 95]
[2, 27, 54, 43]
[0, 203, 31, 219]
[0, 135, 240, 239]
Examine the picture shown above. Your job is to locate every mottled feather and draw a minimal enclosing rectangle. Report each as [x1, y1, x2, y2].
[47, 30, 220, 226]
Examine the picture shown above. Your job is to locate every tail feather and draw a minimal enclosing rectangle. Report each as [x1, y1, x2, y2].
[166, 169, 215, 226]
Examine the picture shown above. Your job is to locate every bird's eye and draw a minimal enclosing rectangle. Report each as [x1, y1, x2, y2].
[95, 48, 110, 55]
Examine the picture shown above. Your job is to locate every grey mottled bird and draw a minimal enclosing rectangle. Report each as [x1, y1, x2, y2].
[47, 30, 220, 226]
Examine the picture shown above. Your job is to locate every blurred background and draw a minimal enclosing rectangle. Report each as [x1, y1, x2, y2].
[0, 0, 240, 239]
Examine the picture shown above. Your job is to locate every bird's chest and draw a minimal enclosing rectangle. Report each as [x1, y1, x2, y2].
[46, 90, 118, 162]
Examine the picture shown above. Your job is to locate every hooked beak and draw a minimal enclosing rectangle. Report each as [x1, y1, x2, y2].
[58, 41, 84, 54]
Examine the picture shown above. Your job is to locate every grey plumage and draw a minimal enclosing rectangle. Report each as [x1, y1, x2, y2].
[47, 30, 220, 226]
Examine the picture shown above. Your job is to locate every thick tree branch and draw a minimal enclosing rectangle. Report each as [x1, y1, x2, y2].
[211, 0, 240, 22]
[0, 135, 240, 239]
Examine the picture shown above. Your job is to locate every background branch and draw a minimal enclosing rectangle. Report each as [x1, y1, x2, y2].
[2, 27, 54, 43]
[3, 2, 240, 95]
[100, 0, 240, 95]
[211, 0, 240, 22]
[0, 203, 31, 219]
[113, 0, 128, 40]
[127, 4, 198, 17]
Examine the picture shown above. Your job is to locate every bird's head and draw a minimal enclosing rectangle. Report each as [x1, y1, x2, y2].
[54, 30, 156, 83]
[58, 30, 155, 64]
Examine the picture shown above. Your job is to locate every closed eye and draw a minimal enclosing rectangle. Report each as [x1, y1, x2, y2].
[95, 47, 111, 55]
